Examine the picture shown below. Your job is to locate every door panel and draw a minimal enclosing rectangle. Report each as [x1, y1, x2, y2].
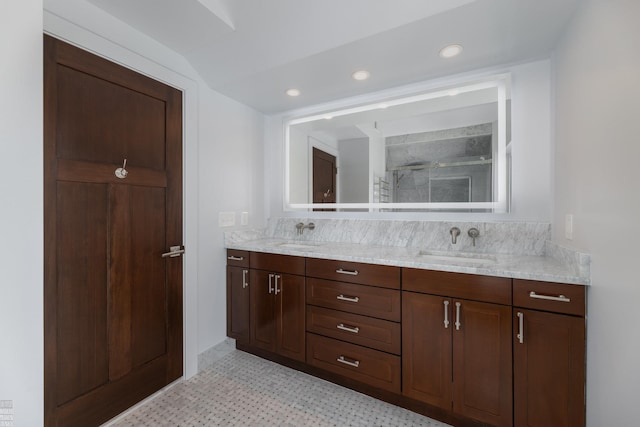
[277, 274, 305, 361]
[452, 300, 512, 427]
[402, 292, 452, 410]
[250, 270, 276, 352]
[44, 35, 183, 426]
[56, 182, 109, 405]
[227, 266, 250, 344]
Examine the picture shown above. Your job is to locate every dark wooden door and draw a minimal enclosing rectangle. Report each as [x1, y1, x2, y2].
[452, 300, 513, 427]
[227, 266, 250, 344]
[250, 270, 277, 352]
[44, 36, 183, 427]
[276, 273, 305, 361]
[514, 309, 585, 427]
[313, 147, 336, 210]
[402, 292, 452, 410]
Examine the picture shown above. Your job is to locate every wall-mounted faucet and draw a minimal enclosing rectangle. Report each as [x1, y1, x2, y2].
[296, 222, 316, 235]
[468, 227, 480, 246]
[450, 227, 461, 244]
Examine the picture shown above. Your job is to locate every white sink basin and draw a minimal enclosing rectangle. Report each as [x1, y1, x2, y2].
[277, 242, 325, 250]
[417, 250, 497, 265]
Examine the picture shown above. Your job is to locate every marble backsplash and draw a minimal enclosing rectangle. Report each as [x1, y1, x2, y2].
[243, 218, 553, 256]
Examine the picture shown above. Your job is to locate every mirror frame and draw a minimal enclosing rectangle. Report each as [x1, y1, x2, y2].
[284, 74, 510, 212]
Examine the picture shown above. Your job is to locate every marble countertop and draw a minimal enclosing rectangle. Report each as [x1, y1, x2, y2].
[225, 238, 590, 286]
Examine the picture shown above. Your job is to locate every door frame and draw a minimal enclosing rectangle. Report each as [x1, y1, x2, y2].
[42, 29, 200, 382]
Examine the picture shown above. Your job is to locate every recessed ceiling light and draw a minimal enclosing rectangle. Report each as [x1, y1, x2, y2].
[448, 89, 460, 96]
[323, 115, 333, 120]
[439, 44, 463, 59]
[377, 103, 389, 109]
[286, 88, 301, 97]
[352, 70, 370, 81]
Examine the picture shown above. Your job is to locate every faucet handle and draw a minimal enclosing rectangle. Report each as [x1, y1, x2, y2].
[467, 228, 480, 246]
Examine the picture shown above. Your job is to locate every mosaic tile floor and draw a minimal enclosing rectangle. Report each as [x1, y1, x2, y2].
[106, 342, 451, 427]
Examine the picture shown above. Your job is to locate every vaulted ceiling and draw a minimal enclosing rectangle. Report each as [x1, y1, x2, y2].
[84, 0, 582, 113]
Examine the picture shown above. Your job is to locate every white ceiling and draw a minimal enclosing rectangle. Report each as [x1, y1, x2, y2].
[85, 0, 582, 114]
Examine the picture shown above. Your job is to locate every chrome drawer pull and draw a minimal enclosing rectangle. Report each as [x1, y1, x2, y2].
[337, 294, 359, 303]
[443, 300, 450, 329]
[242, 269, 248, 289]
[227, 255, 244, 261]
[268, 274, 274, 294]
[529, 291, 571, 303]
[516, 312, 524, 344]
[336, 268, 359, 276]
[337, 355, 360, 368]
[274, 274, 281, 295]
[337, 323, 360, 334]
[455, 302, 462, 331]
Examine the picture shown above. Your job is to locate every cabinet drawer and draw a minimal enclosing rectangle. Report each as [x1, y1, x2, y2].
[306, 278, 401, 322]
[226, 249, 249, 268]
[306, 306, 401, 355]
[307, 333, 401, 393]
[250, 251, 305, 276]
[403, 268, 511, 305]
[513, 279, 586, 316]
[306, 258, 400, 289]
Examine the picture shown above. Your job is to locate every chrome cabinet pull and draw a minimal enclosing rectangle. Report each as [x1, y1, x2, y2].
[274, 275, 281, 295]
[336, 268, 359, 276]
[529, 291, 571, 303]
[337, 294, 359, 303]
[162, 245, 185, 258]
[336, 355, 360, 368]
[268, 274, 274, 294]
[242, 269, 248, 289]
[337, 323, 360, 334]
[516, 312, 524, 344]
[455, 302, 462, 331]
[227, 255, 244, 261]
[443, 300, 450, 329]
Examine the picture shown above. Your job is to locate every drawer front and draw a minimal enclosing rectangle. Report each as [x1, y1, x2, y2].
[226, 249, 249, 268]
[403, 268, 511, 305]
[250, 251, 305, 276]
[306, 306, 401, 355]
[513, 279, 586, 316]
[306, 258, 400, 289]
[306, 333, 401, 393]
[306, 278, 401, 322]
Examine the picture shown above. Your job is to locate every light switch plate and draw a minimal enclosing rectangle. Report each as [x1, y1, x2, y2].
[219, 211, 235, 227]
[240, 212, 249, 226]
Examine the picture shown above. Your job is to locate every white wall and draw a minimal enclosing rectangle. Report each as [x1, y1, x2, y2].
[268, 59, 553, 221]
[553, 1, 640, 425]
[0, 1, 43, 426]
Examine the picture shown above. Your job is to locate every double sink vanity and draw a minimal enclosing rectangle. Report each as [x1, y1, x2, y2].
[224, 219, 588, 427]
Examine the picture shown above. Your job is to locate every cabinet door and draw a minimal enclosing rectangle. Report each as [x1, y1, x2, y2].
[276, 273, 306, 361]
[250, 270, 276, 352]
[514, 309, 585, 427]
[227, 266, 250, 344]
[402, 292, 452, 410]
[452, 300, 513, 427]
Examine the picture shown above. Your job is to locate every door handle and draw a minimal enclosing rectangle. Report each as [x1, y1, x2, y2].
[242, 270, 248, 289]
[443, 300, 450, 329]
[516, 312, 524, 344]
[274, 275, 281, 295]
[162, 245, 185, 258]
[268, 274, 274, 294]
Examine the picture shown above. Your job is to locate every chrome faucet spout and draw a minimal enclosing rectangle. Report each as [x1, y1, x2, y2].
[468, 227, 480, 246]
[450, 227, 461, 245]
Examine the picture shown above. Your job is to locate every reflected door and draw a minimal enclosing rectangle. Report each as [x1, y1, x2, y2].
[312, 147, 336, 211]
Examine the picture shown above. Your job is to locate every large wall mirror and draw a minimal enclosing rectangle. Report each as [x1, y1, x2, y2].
[285, 75, 511, 212]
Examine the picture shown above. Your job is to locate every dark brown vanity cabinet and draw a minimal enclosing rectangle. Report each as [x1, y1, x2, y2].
[513, 280, 586, 427]
[249, 252, 306, 362]
[305, 258, 402, 393]
[226, 250, 250, 345]
[402, 269, 514, 427]
[226, 250, 588, 427]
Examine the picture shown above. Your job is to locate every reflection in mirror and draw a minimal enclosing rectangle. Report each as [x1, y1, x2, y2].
[285, 76, 510, 212]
